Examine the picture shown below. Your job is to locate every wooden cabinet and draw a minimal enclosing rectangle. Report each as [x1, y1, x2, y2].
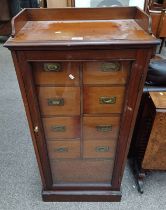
[130, 91, 166, 193]
[4, 7, 159, 202]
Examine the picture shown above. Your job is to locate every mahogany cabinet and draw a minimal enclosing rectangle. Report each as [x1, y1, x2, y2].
[4, 7, 159, 202]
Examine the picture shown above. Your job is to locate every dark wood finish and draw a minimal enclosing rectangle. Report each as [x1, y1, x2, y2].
[130, 91, 166, 193]
[0, 0, 10, 21]
[0, 21, 11, 36]
[4, 8, 159, 202]
[50, 159, 114, 184]
[147, 1, 166, 52]
[42, 190, 121, 202]
[4, 7, 159, 47]
[0, 0, 11, 36]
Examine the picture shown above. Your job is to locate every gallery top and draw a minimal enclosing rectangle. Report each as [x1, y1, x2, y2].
[4, 7, 160, 48]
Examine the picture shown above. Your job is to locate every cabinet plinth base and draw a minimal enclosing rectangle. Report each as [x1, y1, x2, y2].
[42, 190, 122, 202]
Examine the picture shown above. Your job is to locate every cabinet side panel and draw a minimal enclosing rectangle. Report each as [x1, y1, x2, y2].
[11, 51, 47, 188]
[111, 48, 154, 189]
[14, 51, 53, 189]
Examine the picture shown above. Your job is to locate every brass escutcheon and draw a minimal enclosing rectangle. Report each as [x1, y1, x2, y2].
[47, 98, 64, 106]
[55, 147, 68, 153]
[51, 125, 66, 132]
[101, 62, 121, 72]
[44, 63, 62, 72]
[96, 146, 110, 152]
[99, 96, 116, 104]
[96, 125, 112, 132]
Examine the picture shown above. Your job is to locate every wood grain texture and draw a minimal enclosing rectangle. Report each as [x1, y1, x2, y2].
[83, 61, 130, 85]
[4, 7, 159, 202]
[83, 140, 116, 159]
[43, 117, 80, 139]
[83, 116, 120, 140]
[83, 86, 125, 114]
[37, 87, 80, 116]
[33, 62, 80, 86]
[149, 10, 166, 37]
[150, 92, 166, 109]
[50, 159, 114, 184]
[11, 8, 28, 37]
[4, 7, 160, 48]
[135, 7, 152, 34]
[47, 140, 80, 159]
[142, 112, 166, 170]
[42, 190, 121, 202]
[9, 20, 154, 43]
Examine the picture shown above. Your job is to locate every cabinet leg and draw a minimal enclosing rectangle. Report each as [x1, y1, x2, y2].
[130, 159, 146, 194]
[159, 38, 165, 54]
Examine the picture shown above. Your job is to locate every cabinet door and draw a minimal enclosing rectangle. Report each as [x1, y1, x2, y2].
[16, 49, 151, 190]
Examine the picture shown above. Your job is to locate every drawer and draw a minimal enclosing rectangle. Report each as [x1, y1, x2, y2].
[83, 61, 130, 85]
[47, 140, 80, 159]
[83, 140, 116, 159]
[51, 159, 114, 184]
[33, 62, 80, 85]
[43, 117, 80, 139]
[83, 87, 125, 114]
[83, 116, 120, 140]
[37, 87, 80, 116]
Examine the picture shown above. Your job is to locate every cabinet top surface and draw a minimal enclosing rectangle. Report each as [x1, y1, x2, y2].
[150, 92, 166, 109]
[5, 7, 159, 48]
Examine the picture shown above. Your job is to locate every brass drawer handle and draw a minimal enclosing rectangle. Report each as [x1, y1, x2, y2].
[99, 96, 116, 104]
[44, 63, 62, 72]
[96, 146, 110, 152]
[101, 62, 121, 72]
[96, 125, 112, 132]
[54, 147, 68, 153]
[47, 98, 64, 106]
[51, 125, 66, 132]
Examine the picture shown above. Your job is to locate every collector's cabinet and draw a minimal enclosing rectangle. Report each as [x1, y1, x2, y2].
[5, 7, 159, 201]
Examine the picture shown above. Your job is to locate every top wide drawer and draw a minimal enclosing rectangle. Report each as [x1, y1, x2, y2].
[83, 61, 130, 85]
[33, 62, 80, 86]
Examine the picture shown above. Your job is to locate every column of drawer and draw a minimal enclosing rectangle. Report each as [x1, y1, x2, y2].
[82, 61, 130, 159]
[33, 62, 81, 159]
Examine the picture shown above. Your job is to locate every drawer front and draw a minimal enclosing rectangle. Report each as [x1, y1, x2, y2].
[43, 117, 80, 139]
[51, 159, 114, 184]
[33, 62, 80, 85]
[83, 116, 120, 140]
[83, 140, 116, 159]
[83, 61, 130, 85]
[47, 141, 80, 159]
[84, 87, 125, 114]
[37, 87, 80, 116]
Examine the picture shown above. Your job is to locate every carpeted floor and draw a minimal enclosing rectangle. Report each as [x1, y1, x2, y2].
[0, 43, 166, 210]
